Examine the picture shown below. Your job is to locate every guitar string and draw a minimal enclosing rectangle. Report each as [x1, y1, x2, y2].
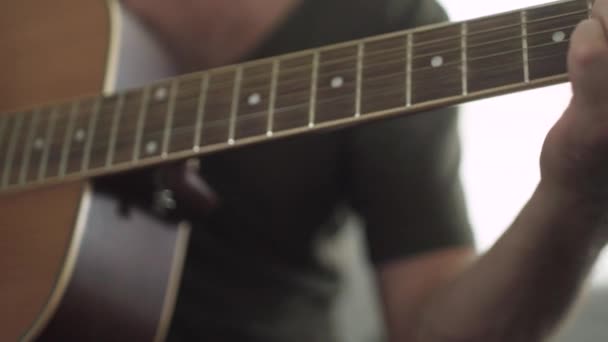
[2, 4, 586, 176]
[0, 0, 588, 119]
[5, 56, 559, 183]
[1, 56, 570, 182]
[148, 4, 591, 88]
[206, 7, 589, 84]
[145, 4, 589, 90]
[191, 20, 580, 94]
[15, 31, 568, 151]
[83, 36, 573, 137]
[47, 48, 569, 167]
[71, 19, 577, 136]
[8, 25, 580, 150]
[0, 10, 588, 142]
[18, 42, 570, 164]
[157, 14, 586, 91]
[193, 9, 587, 89]
[410, 6, 587, 47]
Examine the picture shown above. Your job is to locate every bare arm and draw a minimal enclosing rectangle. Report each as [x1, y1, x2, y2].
[416, 183, 604, 341]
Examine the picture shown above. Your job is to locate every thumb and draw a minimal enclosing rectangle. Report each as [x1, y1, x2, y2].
[568, 17, 608, 112]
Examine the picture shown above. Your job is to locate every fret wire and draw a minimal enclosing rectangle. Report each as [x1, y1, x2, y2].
[181, 20, 579, 94]
[115, 38, 568, 141]
[67, 36, 554, 150]
[0, 2, 580, 192]
[19, 110, 41, 184]
[82, 98, 102, 171]
[185, 6, 592, 90]
[411, 38, 569, 73]
[3, 114, 24, 187]
[406, 33, 413, 107]
[38, 108, 58, 181]
[59, 101, 80, 177]
[355, 42, 364, 117]
[133, 87, 151, 161]
[162, 79, 180, 156]
[528, 5, 589, 21]
[193, 74, 209, 151]
[106, 94, 125, 166]
[114, 53, 558, 145]
[60, 42, 564, 156]
[163, 26, 550, 104]
[86, 21, 577, 113]
[172, 7, 586, 91]
[190, 6, 586, 89]
[411, 22, 578, 62]
[267, 59, 280, 136]
[202, 6, 583, 87]
[411, 7, 586, 49]
[157, 40, 569, 140]
[468, 51, 561, 74]
[1, 1, 584, 156]
[522, 10, 530, 83]
[461, 22, 468, 96]
[309, 51, 320, 128]
[228, 66, 243, 145]
[56, 10, 602, 90]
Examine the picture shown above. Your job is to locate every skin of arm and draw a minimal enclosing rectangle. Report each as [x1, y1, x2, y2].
[122, 0, 608, 341]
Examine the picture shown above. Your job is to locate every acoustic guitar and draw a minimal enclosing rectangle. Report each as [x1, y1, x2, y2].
[0, 0, 591, 340]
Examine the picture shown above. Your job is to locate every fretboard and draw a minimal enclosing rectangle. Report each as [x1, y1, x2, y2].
[0, 0, 592, 194]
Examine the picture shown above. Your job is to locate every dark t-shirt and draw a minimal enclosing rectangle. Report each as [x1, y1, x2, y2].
[169, 0, 473, 341]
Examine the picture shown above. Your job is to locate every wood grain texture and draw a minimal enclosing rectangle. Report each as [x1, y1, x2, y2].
[0, 182, 85, 341]
[0, 0, 110, 340]
[0, 0, 110, 113]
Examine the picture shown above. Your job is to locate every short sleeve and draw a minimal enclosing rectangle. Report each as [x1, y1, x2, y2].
[345, 106, 474, 265]
[343, 0, 474, 265]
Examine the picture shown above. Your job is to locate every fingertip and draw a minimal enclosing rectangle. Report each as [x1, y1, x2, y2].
[568, 19, 608, 82]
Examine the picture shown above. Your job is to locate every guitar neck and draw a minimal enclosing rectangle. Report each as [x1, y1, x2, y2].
[0, 0, 592, 194]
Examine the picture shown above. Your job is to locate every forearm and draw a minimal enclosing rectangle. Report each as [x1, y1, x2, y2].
[418, 181, 607, 341]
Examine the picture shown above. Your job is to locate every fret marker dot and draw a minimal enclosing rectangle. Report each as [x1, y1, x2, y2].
[431, 56, 444, 68]
[154, 87, 168, 101]
[74, 129, 86, 142]
[145, 141, 158, 155]
[330, 76, 344, 89]
[248, 93, 262, 106]
[552, 31, 566, 43]
[33, 138, 45, 150]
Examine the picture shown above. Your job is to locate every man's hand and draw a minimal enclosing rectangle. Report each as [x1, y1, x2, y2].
[541, 0, 608, 207]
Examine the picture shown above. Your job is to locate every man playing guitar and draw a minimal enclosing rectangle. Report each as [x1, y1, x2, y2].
[112, 0, 608, 340]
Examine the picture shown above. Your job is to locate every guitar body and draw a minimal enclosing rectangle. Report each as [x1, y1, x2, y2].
[0, 1, 188, 340]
